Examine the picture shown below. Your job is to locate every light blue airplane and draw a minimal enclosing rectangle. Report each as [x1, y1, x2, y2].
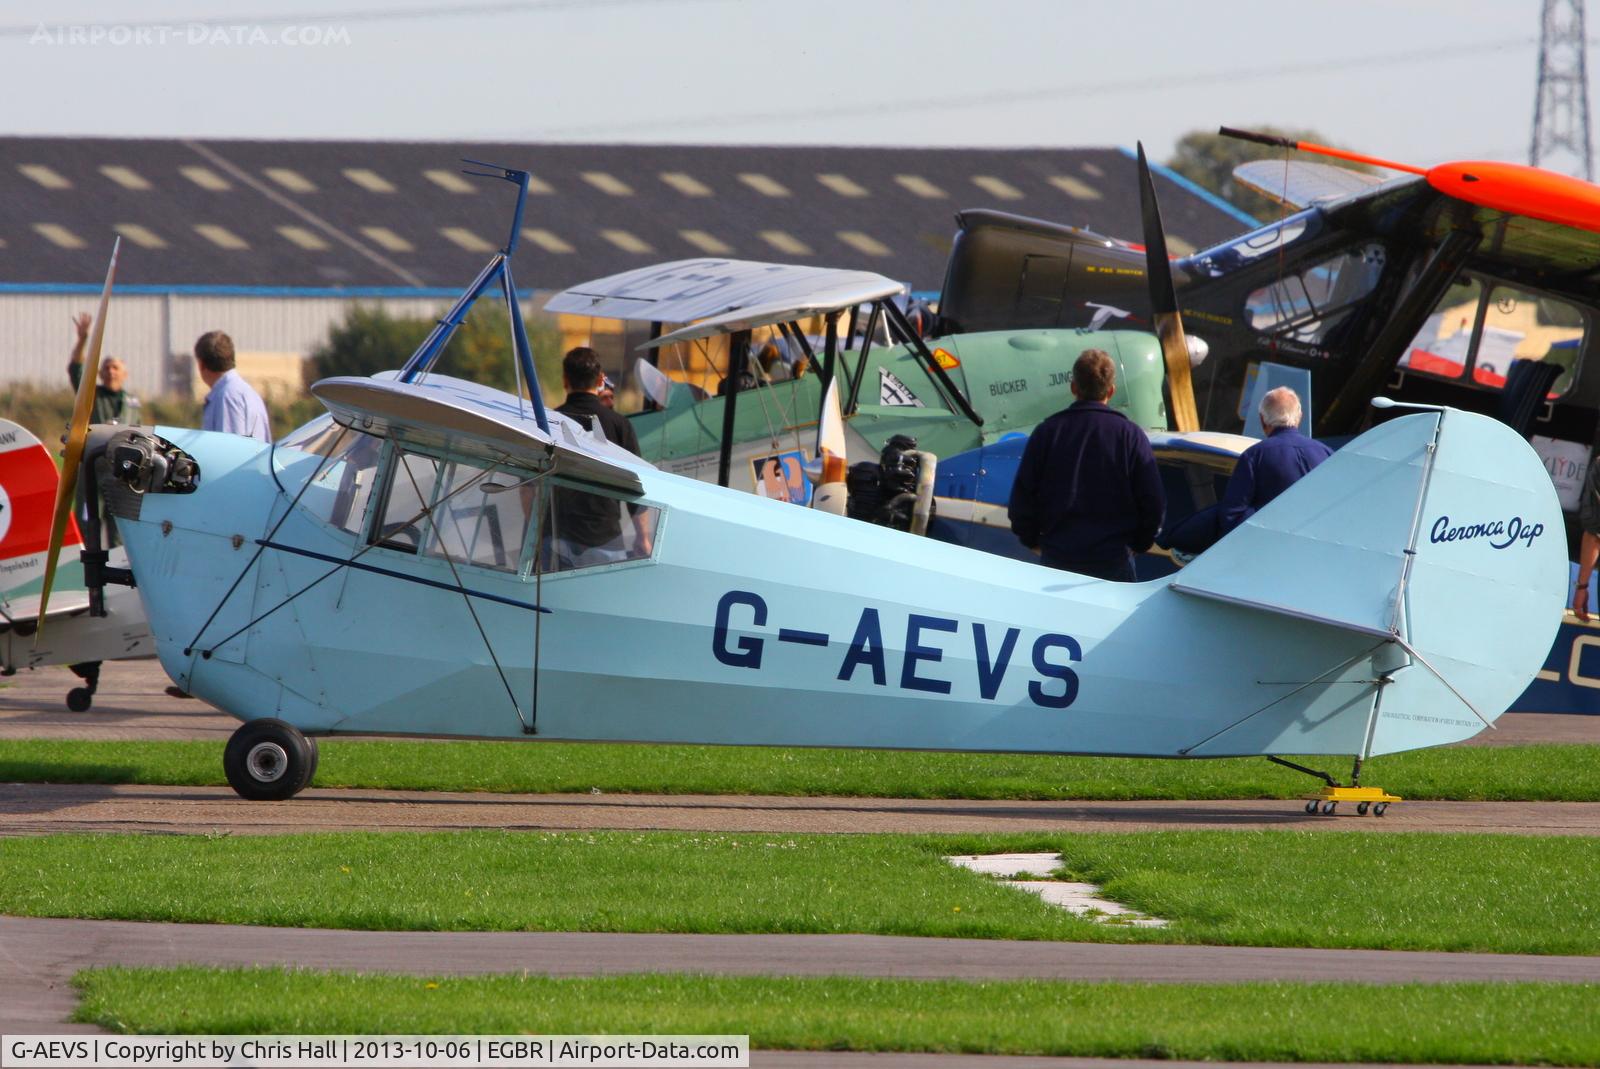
[45, 166, 1569, 815]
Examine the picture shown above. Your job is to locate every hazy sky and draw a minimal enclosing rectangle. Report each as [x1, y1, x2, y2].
[0, 0, 1573, 167]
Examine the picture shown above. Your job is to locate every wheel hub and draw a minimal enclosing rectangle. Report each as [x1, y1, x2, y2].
[245, 741, 289, 783]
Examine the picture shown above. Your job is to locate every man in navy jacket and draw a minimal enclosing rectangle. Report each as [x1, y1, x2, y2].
[1215, 387, 1333, 532]
[1008, 349, 1165, 582]
[1162, 386, 1332, 556]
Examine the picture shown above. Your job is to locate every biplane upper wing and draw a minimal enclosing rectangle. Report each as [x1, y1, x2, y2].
[311, 373, 648, 495]
[1231, 160, 1387, 210]
[543, 258, 904, 339]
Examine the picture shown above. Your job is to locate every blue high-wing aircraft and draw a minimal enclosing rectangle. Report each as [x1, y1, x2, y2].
[76, 370, 1564, 810]
[42, 165, 1567, 815]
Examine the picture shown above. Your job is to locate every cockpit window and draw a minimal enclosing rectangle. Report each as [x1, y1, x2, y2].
[372, 452, 443, 554]
[362, 446, 659, 576]
[293, 430, 383, 536]
[1244, 242, 1386, 344]
[424, 460, 534, 573]
[1402, 273, 1585, 396]
[1186, 211, 1318, 278]
[539, 480, 659, 573]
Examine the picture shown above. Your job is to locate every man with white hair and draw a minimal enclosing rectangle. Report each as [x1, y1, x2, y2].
[1160, 386, 1332, 557]
[1216, 387, 1333, 535]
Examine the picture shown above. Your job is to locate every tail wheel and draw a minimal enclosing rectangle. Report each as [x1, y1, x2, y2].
[223, 718, 314, 800]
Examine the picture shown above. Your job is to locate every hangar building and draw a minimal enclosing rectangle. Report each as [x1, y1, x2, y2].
[0, 137, 1252, 401]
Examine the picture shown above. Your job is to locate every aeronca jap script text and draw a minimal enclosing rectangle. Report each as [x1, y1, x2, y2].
[1429, 515, 1545, 549]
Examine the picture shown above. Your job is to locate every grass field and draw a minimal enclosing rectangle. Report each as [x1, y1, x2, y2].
[4, 737, 1600, 800]
[5, 830, 1597, 953]
[73, 968, 1600, 1065]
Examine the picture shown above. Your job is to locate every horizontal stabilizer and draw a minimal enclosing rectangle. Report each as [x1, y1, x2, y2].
[1232, 160, 1387, 210]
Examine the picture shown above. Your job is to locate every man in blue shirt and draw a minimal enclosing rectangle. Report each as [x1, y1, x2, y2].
[1163, 386, 1332, 557]
[1008, 349, 1165, 582]
[195, 331, 271, 443]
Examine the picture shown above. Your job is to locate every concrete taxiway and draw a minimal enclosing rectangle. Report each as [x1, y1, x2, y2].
[2, 659, 1596, 1063]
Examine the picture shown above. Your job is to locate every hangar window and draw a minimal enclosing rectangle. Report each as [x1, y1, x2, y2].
[1244, 242, 1386, 345]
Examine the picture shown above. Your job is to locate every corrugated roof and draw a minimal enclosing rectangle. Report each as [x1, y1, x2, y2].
[0, 137, 1247, 291]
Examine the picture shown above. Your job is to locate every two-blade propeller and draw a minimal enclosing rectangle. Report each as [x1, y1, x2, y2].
[38, 238, 121, 635]
[1136, 142, 1200, 434]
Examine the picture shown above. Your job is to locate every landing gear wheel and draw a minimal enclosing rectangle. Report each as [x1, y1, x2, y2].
[1304, 800, 1319, 814]
[1373, 802, 1389, 817]
[65, 660, 101, 712]
[305, 736, 320, 784]
[223, 718, 314, 801]
[1321, 800, 1337, 815]
[1357, 801, 1370, 816]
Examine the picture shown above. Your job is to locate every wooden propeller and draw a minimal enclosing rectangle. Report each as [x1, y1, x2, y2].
[1136, 143, 1199, 433]
[38, 238, 121, 635]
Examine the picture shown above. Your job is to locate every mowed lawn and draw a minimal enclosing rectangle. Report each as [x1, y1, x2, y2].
[3, 737, 1599, 800]
[74, 969, 1600, 1066]
[4, 830, 1597, 954]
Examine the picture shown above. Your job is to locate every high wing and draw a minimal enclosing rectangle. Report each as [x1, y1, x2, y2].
[311, 373, 649, 495]
[1232, 160, 1387, 210]
[543, 258, 905, 337]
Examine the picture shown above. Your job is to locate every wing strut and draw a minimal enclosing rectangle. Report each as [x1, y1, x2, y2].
[397, 161, 549, 435]
[1320, 228, 1480, 433]
[880, 298, 983, 427]
[716, 331, 752, 487]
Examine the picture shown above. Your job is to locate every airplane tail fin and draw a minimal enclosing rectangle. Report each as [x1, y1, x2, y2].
[1171, 408, 1567, 752]
[0, 418, 83, 600]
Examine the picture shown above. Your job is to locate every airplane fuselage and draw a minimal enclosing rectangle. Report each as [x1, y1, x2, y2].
[110, 408, 1562, 762]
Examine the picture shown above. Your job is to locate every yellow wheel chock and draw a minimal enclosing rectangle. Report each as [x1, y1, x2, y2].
[1302, 785, 1401, 817]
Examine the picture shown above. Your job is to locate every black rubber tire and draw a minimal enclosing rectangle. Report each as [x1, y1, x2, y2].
[223, 719, 314, 801]
[66, 688, 93, 713]
[305, 736, 320, 784]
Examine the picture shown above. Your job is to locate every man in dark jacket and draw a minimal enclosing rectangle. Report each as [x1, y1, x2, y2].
[1008, 349, 1164, 581]
[554, 347, 650, 566]
[1214, 387, 1333, 533]
[1161, 386, 1332, 557]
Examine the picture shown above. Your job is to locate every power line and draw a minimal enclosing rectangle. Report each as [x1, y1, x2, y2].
[523, 37, 1539, 140]
[0, 0, 729, 39]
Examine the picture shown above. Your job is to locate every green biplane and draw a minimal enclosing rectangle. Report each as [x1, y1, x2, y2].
[543, 260, 1170, 501]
